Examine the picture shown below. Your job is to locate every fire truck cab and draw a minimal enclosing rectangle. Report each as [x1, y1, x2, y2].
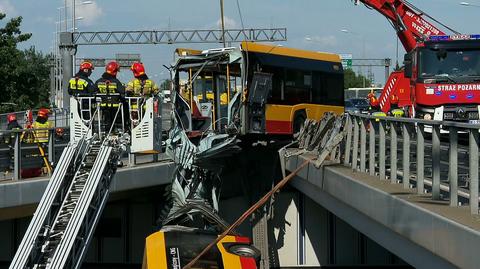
[404, 35, 480, 122]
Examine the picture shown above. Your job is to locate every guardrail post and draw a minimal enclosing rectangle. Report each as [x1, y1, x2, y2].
[432, 125, 441, 200]
[402, 123, 410, 189]
[13, 132, 21, 180]
[469, 129, 479, 214]
[449, 127, 458, 207]
[360, 119, 367, 172]
[379, 120, 386, 180]
[344, 116, 353, 166]
[352, 117, 359, 171]
[369, 119, 376, 176]
[390, 122, 397, 184]
[416, 124, 425, 194]
[48, 129, 55, 167]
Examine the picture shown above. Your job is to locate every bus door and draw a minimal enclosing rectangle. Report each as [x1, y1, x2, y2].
[247, 72, 273, 133]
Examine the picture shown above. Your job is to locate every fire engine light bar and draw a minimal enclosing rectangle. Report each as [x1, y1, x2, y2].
[428, 34, 480, 41]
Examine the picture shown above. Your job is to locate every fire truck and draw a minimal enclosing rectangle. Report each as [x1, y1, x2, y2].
[357, 0, 480, 122]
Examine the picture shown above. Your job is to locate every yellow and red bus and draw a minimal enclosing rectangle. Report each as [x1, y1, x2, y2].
[172, 42, 344, 136]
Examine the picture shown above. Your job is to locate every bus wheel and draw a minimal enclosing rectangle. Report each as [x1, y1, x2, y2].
[293, 112, 306, 134]
[227, 244, 261, 260]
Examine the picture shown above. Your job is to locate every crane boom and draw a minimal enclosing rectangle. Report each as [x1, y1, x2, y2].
[355, 0, 446, 51]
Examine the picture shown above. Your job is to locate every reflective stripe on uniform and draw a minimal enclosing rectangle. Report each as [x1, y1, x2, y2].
[32, 121, 52, 143]
[69, 77, 88, 91]
[126, 79, 158, 96]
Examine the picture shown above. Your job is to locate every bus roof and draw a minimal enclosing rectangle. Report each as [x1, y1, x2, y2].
[241, 41, 341, 63]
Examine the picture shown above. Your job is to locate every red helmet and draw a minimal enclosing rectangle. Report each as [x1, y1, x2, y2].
[7, 113, 16, 123]
[79, 61, 94, 73]
[369, 97, 379, 107]
[106, 61, 120, 76]
[130, 62, 145, 77]
[37, 108, 50, 119]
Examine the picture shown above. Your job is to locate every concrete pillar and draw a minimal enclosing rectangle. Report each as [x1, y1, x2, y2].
[59, 32, 76, 112]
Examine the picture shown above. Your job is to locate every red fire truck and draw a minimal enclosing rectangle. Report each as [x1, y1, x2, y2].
[357, 0, 480, 123]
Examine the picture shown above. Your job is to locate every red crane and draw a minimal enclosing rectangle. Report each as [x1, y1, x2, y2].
[356, 0, 480, 122]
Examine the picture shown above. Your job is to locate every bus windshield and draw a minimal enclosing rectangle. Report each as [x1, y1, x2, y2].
[419, 48, 480, 79]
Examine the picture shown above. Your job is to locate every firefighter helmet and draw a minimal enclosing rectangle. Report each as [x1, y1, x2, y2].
[106, 61, 120, 76]
[37, 108, 50, 119]
[370, 97, 379, 107]
[7, 113, 16, 123]
[130, 62, 146, 77]
[80, 61, 94, 73]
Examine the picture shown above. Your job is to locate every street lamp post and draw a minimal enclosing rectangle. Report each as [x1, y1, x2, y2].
[54, 1, 93, 110]
[340, 29, 367, 87]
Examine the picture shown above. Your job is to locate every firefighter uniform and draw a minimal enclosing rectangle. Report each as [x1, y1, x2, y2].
[125, 77, 159, 97]
[68, 73, 96, 96]
[32, 119, 52, 143]
[95, 72, 126, 132]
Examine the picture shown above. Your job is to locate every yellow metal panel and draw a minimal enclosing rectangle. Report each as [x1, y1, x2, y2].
[217, 235, 243, 269]
[144, 231, 167, 269]
[266, 104, 345, 122]
[241, 41, 341, 63]
[175, 48, 203, 56]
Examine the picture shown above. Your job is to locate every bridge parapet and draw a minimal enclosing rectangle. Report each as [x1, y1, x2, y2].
[287, 154, 480, 269]
[345, 113, 480, 215]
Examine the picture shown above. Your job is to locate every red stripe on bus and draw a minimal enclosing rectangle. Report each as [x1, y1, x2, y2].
[266, 120, 292, 134]
[239, 256, 257, 269]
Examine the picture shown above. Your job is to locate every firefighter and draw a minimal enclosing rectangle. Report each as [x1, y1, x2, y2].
[4, 113, 22, 145]
[95, 61, 126, 132]
[390, 95, 404, 117]
[68, 61, 97, 96]
[126, 62, 159, 97]
[69, 61, 97, 120]
[126, 62, 159, 126]
[32, 108, 52, 143]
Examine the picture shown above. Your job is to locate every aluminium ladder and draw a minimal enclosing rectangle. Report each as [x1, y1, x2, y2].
[10, 135, 122, 269]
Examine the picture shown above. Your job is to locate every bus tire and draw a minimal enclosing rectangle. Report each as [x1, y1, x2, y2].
[293, 111, 307, 134]
[227, 244, 261, 260]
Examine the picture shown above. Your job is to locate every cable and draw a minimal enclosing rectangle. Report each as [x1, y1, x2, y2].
[402, 0, 459, 34]
[182, 159, 311, 269]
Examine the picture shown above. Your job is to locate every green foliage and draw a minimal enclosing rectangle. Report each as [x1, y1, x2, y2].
[0, 13, 51, 114]
[344, 68, 372, 89]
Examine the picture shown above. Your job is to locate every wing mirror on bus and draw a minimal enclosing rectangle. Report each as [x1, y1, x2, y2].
[404, 53, 413, 78]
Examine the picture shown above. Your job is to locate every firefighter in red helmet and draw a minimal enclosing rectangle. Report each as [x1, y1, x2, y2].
[126, 62, 159, 97]
[4, 113, 22, 145]
[95, 61, 126, 132]
[32, 108, 52, 143]
[68, 61, 97, 96]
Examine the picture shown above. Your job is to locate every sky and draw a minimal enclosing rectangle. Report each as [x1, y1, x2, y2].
[1, 0, 479, 85]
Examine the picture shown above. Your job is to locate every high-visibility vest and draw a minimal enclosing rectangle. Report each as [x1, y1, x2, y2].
[392, 109, 404, 118]
[126, 79, 159, 96]
[32, 121, 52, 143]
[69, 77, 90, 94]
[97, 80, 121, 107]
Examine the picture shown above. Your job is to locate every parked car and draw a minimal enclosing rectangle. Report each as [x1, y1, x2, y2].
[345, 98, 370, 113]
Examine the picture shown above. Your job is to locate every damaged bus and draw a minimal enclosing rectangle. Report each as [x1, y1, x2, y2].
[172, 41, 345, 138]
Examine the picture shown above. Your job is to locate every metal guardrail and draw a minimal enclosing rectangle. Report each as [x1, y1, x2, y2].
[345, 113, 480, 215]
[0, 128, 69, 181]
[0, 110, 69, 130]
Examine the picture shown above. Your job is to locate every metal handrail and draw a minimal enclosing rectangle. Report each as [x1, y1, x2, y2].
[345, 112, 480, 215]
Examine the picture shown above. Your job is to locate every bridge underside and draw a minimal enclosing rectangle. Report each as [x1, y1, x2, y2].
[0, 162, 174, 220]
[287, 155, 480, 269]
